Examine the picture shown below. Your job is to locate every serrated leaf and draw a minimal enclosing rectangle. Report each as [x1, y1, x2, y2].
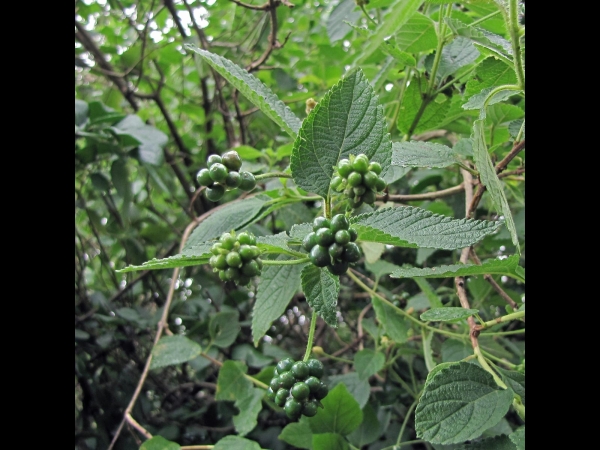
[397, 78, 451, 135]
[496, 367, 525, 405]
[213, 436, 264, 450]
[328, 373, 371, 409]
[442, 339, 474, 363]
[257, 232, 294, 255]
[347, 403, 384, 447]
[473, 120, 520, 252]
[183, 195, 270, 250]
[252, 256, 306, 345]
[509, 426, 525, 450]
[301, 265, 340, 327]
[117, 252, 211, 273]
[446, 18, 513, 63]
[312, 433, 349, 450]
[454, 434, 517, 450]
[365, 259, 399, 278]
[392, 141, 462, 168]
[327, 0, 362, 43]
[232, 387, 264, 436]
[355, 0, 424, 65]
[279, 420, 314, 449]
[395, 12, 438, 53]
[351, 205, 502, 249]
[413, 277, 443, 308]
[291, 69, 392, 198]
[354, 349, 385, 380]
[290, 222, 313, 241]
[372, 297, 409, 343]
[216, 360, 252, 401]
[415, 362, 514, 444]
[150, 335, 202, 370]
[210, 311, 241, 348]
[185, 46, 302, 137]
[434, 37, 480, 82]
[465, 57, 517, 98]
[139, 436, 180, 450]
[306, 383, 363, 436]
[462, 87, 520, 111]
[112, 115, 167, 166]
[486, 103, 524, 125]
[391, 255, 524, 283]
[420, 307, 479, 322]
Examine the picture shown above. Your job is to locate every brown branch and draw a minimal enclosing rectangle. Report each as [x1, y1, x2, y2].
[246, 0, 285, 72]
[469, 249, 519, 310]
[379, 182, 469, 202]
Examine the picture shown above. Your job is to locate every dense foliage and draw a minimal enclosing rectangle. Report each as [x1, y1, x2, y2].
[75, 1, 525, 449]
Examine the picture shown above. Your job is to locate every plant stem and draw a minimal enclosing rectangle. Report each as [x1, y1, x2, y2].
[480, 328, 525, 336]
[476, 310, 525, 330]
[255, 171, 293, 181]
[303, 311, 318, 362]
[473, 346, 507, 389]
[261, 257, 311, 265]
[482, 84, 522, 110]
[480, 349, 518, 370]
[396, 397, 420, 446]
[426, 3, 453, 95]
[469, 9, 502, 27]
[359, 4, 378, 27]
[512, 396, 525, 421]
[507, 0, 525, 90]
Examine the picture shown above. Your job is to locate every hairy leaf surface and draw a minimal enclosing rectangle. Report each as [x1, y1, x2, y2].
[301, 265, 340, 327]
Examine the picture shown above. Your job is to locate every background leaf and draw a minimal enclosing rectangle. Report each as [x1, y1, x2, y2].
[392, 141, 462, 168]
[139, 436, 181, 450]
[372, 297, 409, 344]
[306, 383, 363, 436]
[354, 349, 385, 380]
[420, 307, 479, 322]
[301, 265, 340, 327]
[150, 336, 202, 370]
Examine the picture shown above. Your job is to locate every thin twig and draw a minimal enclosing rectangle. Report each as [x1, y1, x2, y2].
[469, 249, 519, 310]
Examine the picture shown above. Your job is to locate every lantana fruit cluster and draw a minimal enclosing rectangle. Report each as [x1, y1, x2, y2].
[266, 358, 329, 421]
[330, 153, 387, 209]
[209, 231, 263, 286]
[196, 150, 257, 202]
[303, 214, 361, 275]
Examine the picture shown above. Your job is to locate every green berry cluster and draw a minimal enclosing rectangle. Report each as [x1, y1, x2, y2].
[266, 358, 328, 421]
[303, 214, 361, 275]
[196, 150, 257, 202]
[330, 153, 387, 209]
[209, 230, 263, 285]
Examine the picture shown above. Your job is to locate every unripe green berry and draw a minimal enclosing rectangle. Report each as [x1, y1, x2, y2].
[205, 185, 225, 202]
[279, 371, 296, 389]
[337, 159, 353, 177]
[291, 361, 309, 380]
[221, 150, 243, 171]
[310, 245, 330, 268]
[327, 260, 349, 275]
[196, 168, 213, 186]
[284, 398, 303, 420]
[275, 388, 289, 407]
[209, 163, 228, 183]
[302, 232, 317, 251]
[315, 228, 334, 246]
[207, 154, 222, 166]
[368, 161, 382, 175]
[347, 171, 362, 187]
[307, 359, 325, 378]
[291, 382, 310, 401]
[276, 358, 295, 374]
[238, 171, 257, 191]
[352, 154, 370, 173]
[238, 231, 257, 246]
[226, 251, 242, 268]
[302, 399, 319, 417]
[225, 171, 241, 188]
[330, 214, 350, 232]
[313, 217, 331, 231]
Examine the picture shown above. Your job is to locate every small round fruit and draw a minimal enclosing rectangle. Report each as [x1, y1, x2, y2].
[347, 171, 363, 187]
[266, 387, 276, 401]
[225, 171, 241, 188]
[328, 242, 345, 259]
[276, 358, 295, 374]
[337, 159, 353, 178]
[211, 242, 223, 255]
[238, 231, 256, 246]
[353, 185, 366, 196]
[284, 398, 303, 420]
[269, 377, 282, 391]
[304, 376, 322, 394]
[312, 217, 331, 231]
[239, 245, 260, 262]
[315, 228, 334, 247]
[330, 214, 349, 232]
[279, 371, 296, 389]
[238, 171, 257, 191]
[352, 154, 370, 173]
[310, 245, 331, 268]
[330, 176, 343, 190]
[306, 359, 324, 378]
[207, 154, 222, 166]
[226, 251, 242, 268]
[291, 361, 309, 380]
[218, 270, 229, 282]
[349, 228, 358, 242]
[362, 189, 376, 205]
[221, 150, 243, 171]
[302, 399, 319, 417]
[205, 185, 225, 202]
[363, 171, 379, 190]
[241, 260, 261, 277]
[291, 382, 310, 401]
[209, 163, 228, 183]
[368, 161, 382, 175]
[209, 254, 228, 270]
[327, 260, 349, 275]
[375, 177, 387, 192]
[237, 275, 251, 286]
[343, 242, 362, 263]
[224, 267, 240, 281]
[275, 388, 289, 407]
[219, 233, 237, 250]
[334, 229, 351, 245]
[314, 381, 329, 400]
[196, 168, 213, 186]
[302, 232, 317, 251]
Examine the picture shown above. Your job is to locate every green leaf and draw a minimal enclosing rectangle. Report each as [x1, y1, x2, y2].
[391, 255, 524, 283]
[216, 360, 252, 401]
[112, 115, 167, 166]
[420, 307, 479, 322]
[307, 383, 363, 436]
[372, 297, 409, 343]
[434, 37, 480, 82]
[117, 253, 210, 273]
[139, 436, 180, 450]
[496, 367, 525, 405]
[473, 120, 520, 252]
[231, 344, 273, 368]
[465, 57, 517, 98]
[422, 329, 436, 372]
[279, 420, 314, 449]
[442, 339, 474, 363]
[355, 0, 424, 65]
[347, 403, 384, 447]
[213, 436, 264, 450]
[397, 78, 451, 135]
[395, 12, 438, 53]
[291, 69, 392, 199]
[365, 259, 399, 278]
[391, 141, 462, 168]
[75, 99, 88, 126]
[354, 349, 385, 380]
[413, 277, 443, 309]
[252, 256, 306, 345]
[257, 232, 294, 254]
[150, 335, 202, 370]
[312, 433, 349, 450]
[415, 362, 514, 444]
[486, 103, 524, 125]
[232, 387, 264, 436]
[351, 205, 502, 249]
[183, 195, 270, 250]
[509, 426, 525, 450]
[462, 87, 520, 111]
[446, 18, 513, 62]
[185, 46, 302, 137]
[210, 311, 241, 348]
[327, 373, 371, 409]
[327, 0, 361, 43]
[454, 434, 517, 450]
[301, 264, 340, 327]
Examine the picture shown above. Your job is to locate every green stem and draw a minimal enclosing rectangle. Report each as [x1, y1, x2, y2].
[478, 310, 525, 330]
[512, 397, 525, 421]
[347, 271, 467, 340]
[473, 346, 507, 389]
[254, 172, 293, 181]
[480, 349, 518, 370]
[303, 311, 318, 362]
[426, 3, 453, 95]
[507, 0, 525, 90]
[261, 257, 311, 266]
[515, 119, 525, 142]
[359, 4, 378, 27]
[396, 397, 420, 446]
[482, 84, 522, 111]
[388, 369, 418, 399]
[480, 328, 525, 337]
[470, 9, 501, 27]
